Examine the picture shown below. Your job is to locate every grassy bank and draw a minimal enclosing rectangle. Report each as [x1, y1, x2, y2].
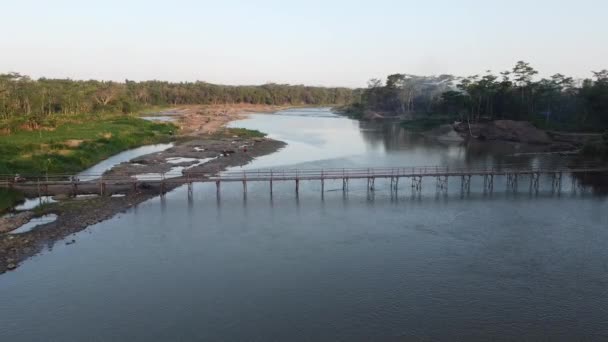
[222, 128, 266, 138]
[0, 115, 176, 175]
[0, 189, 25, 214]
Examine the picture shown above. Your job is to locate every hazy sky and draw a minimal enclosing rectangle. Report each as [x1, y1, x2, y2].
[1, 0, 606, 87]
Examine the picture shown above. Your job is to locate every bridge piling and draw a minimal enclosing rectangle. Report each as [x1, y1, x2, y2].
[436, 175, 448, 193]
[99, 175, 106, 196]
[551, 172, 562, 193]
[506, 173, 519, 192]
[461, 175, 471, 194]
[269, 170, 274, 195]
[530, 173, 540, 193]
[5, 165, 607, 199]
[187, 183, 193, 202]
[187, 182, 193, 198]
[411, 176, 422, 193]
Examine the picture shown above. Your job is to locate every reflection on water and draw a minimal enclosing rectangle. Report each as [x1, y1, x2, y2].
[13, 196, 57, 211]
[10, 214, 58, 234]
[1, 108, 607, 341]
[77, 143, 174, 181]
[230, 108, 576, 173]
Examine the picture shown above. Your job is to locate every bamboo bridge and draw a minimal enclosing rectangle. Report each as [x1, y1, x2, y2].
[2, 164, 607, 198]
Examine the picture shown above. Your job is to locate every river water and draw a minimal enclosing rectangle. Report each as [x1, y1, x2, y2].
[1, 108, 607, 341]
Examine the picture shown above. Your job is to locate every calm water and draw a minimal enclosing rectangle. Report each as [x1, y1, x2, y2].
[1, 108, 607, 341]
[77, 143, 174, 181]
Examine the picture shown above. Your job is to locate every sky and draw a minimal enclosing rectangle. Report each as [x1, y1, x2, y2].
[1, 0, 607, 87]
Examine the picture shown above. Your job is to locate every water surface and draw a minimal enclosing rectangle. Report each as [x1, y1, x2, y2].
[1, 108, 607, 341]
[77, 143, 174, 181]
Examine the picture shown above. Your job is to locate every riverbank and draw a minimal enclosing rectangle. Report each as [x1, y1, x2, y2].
[170, 104, 292, 135]
[0, 115, 177, 176]
[347, 110, 603, 154]
[0, 129, 285, 273]
[0, 104, 290, 274]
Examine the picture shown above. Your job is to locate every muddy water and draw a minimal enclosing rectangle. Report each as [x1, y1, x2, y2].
[1, 108, 607, 341]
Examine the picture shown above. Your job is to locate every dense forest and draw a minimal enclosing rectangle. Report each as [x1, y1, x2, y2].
[349, 61, 608, 131]
[0, 73, 354, 122]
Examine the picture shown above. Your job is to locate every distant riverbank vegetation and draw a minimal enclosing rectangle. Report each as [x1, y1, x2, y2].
[346, 61, 608, 132]
[0, 73, 353, 131]
[0, 115, 175, 175]
[0, 73, 353, 175]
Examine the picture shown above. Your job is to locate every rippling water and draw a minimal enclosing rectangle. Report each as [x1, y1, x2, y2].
[1, 108, 607, 341]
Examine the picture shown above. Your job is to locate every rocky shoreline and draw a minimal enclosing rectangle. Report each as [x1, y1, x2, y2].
[0, 110, 286, 274]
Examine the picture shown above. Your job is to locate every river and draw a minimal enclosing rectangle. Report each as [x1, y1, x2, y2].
[1, 108, 607, 341]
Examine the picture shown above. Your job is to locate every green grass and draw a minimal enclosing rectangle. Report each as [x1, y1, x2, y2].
[0, 115, 176, 175]
[400, 118, 452, 132]
[0, 189, 25, 214]
[222, 128, 267, 138]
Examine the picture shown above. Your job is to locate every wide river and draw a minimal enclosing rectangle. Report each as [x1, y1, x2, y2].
[1, 108, 607, 341]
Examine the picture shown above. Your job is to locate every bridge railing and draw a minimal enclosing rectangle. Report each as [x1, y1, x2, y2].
[211, 163, 608, 181]
[1, 162, 608, 185]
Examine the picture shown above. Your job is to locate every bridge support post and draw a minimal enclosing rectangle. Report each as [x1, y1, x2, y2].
[411, 176, 422, 193]
[367, 177, 375, 191]
[483, 174, 494, 193]
[460, 175, 471, 194]
[160, 173, 166, 195]
[507, 173, 518, 192]
[552, 172, 562, 193]
[436, 175, 448, 193]
[187, 182, 193, 198]
[342, 178, 349, 192]
[243, 180, 247, 194]
[216, 180, 221, 196]
[295, 179, 299, 195]
[571, 173, 585, 193]
[99, 176, 105, 196]
[72, 179, 78, 197]
[321, 179, 324, 193]
[530, 173, 540, 193]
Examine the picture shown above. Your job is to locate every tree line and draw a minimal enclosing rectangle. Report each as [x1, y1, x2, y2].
[352, 61, 608, 131]
[0, 73, 354, 121]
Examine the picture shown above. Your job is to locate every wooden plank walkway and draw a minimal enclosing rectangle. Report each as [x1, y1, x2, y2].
[1, 164, 607, 197]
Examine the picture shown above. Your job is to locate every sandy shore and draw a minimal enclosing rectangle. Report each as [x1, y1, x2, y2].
[0, 105, 287, 274]
[153, 104, 290, 135]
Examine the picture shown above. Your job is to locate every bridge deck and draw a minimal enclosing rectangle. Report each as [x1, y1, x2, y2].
[1, 165, 607, 188]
